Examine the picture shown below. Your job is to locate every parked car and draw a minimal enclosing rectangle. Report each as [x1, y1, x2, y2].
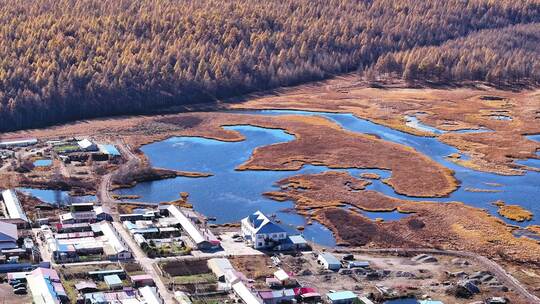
[13, 287, 27, 295]
[9, 279, 23, 286]
[342, 254, 354, 261]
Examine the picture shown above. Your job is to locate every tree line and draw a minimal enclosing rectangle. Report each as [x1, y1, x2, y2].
[371, 23, 540, 86]
[0, 0, 539, 131]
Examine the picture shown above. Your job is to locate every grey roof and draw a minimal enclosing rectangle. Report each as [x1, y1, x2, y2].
[288, 235, 307, 244]
[104, 274, 122, 286]
[319, 253, 340, 265]
[1, 190, 28, 222]
[0, 221, 17, 242]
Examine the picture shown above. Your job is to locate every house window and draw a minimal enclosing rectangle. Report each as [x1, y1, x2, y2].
[258, 242, 263, 247]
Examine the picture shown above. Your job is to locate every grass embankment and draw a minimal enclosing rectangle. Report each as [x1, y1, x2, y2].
[493, 200, 533, 222]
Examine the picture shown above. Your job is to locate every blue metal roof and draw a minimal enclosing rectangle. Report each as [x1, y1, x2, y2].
[248, 213, 264, 228]
[100, 144, 121, 156]
[327, 291, 357, 301]
[257, 222, 286, 234]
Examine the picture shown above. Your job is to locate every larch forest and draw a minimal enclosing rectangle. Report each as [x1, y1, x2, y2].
[0, 0, 538, 131]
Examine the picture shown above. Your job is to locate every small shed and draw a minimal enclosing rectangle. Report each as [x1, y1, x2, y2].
[131, 274, 155, 288]
[273, 269, 289, 283]
[327, 291, 358, 304]
[317, 253, 341, 270]
[207, 258, 235, 283]
[75, 281, 98, 294]
[104, 274, 123, 289]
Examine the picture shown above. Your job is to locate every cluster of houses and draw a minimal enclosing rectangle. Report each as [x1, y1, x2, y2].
[206, 257, 374, 304]
[7, 265, 163, 304]
[44, 220, 131, 263]
[76, 270, 162, 304]
[121, 205, 221, 256]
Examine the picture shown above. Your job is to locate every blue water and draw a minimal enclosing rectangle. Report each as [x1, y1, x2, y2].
[17, 188, 96, 206]
[33, 159, 52, 167]
[516, 135, 540, 169]
[115, 110, 540, 245]
[405, 115, 444, 135]
[255, 110, 540, 227]
[517, 157, 540, 169]
[361, 210, 410, 222]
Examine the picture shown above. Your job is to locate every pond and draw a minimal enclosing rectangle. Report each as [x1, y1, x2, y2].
[33, 159, 52, 167]
[115, 110, 540, 245]
[17, 188, 96, 206]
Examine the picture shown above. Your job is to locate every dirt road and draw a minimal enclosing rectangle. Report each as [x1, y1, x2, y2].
[97, 140, 142, 220]
[113, 221, 175, 304]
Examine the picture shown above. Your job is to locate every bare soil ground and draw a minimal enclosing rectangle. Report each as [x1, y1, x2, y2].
[160, 259, 210, 277]
[275, 251, 531, 304]
[0, 284, 32, 303]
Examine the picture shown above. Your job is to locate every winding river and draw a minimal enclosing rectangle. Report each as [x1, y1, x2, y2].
[114, 110, 540, 245]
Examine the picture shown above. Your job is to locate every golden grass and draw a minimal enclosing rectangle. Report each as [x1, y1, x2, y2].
[497, 204, 533, 222]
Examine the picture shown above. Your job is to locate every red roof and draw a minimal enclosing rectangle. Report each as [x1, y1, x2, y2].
[294, 287, 317, 295]
[130, 274, 154, 282]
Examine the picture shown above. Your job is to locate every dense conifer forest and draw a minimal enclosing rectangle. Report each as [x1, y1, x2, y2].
[0, 0, 539, 131]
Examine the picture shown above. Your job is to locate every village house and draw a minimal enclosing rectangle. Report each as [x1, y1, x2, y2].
[167, 205, 220, 250]
[27, 267, 68, 304]
[317, 252, 341, 271]
[100, 222, 132, 260]
[0, 189, 29, 227]
[326, 291, 359, 304]
[241, 211, 288, 250]
[98, 144, 122, 159]
[0, 221, 18, 250]
[78, 139, 98, 152]
[0, 138, 38, 148]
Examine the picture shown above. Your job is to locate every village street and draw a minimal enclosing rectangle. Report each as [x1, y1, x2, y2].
[112, 221, 176, 304]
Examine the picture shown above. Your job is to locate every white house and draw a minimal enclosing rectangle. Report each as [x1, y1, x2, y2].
[317, 252, 341, 270]
[77, 139, 98, 152]
[241, 211, 287, 250]
[100, 222, 131, 260]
